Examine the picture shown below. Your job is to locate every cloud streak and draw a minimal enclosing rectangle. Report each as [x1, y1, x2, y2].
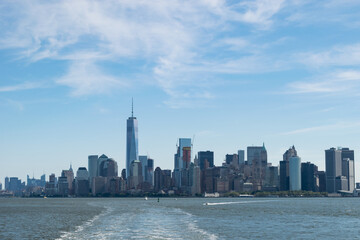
[0, 0, 288, 101]
[280, 121, 360, 136]
[0, 82, 44, 92]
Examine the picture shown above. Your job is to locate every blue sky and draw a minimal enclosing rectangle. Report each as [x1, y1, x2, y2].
[1, 0, 360, 183]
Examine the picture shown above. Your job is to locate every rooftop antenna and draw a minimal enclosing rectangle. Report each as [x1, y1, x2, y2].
[132, 97, 134, 117]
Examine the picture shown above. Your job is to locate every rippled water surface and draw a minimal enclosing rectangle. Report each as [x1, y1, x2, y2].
[1, 198, 360, 239]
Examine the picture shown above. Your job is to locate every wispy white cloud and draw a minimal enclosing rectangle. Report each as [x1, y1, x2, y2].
[280, 121, 360, 135]
[0, 82, 44, 92]
[288, 70, 360, 94]
[0, 0, 288, 100]
[56, 61, 127, 96]
[297, 43, 360, 68]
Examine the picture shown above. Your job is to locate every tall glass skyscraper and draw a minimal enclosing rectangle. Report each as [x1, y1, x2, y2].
[126, 101, 139, 178]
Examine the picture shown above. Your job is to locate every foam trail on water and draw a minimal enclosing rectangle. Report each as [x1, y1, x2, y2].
[204, 200, 277, 206]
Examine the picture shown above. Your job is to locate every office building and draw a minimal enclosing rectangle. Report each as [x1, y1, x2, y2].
[145, 158, 154, 186]
[289, 156, 301, 191]
[174, 138, 192, 187]
[9, 177, 22, 193]
[317, 171, 326, 192]
[126, 100, 139, 178]
[238, 150, 245, 165]
[99, 158, 118, 178]
[198, 151, 214, 170]
[98, 154, 109, 173]
[61, 165, 74, 194]
[341, 148, 355, 192]
[92, 176, 107, 196]
[325, 148, 342, 193]
[301, 162, 317, 192]
[247, 144, 267, 189]
[247, 144, 267, 166]
[5, 177, 9, 191]
[88, 155, 99, 185]
[45, 174, 57, 196]
[139, 155, 148, 181]
[75, 167, 89, 197]
[129, 160, 142, 189]
[57, 176, 69, 197]
[264, 166, 279, 190]
[225, 154, 238, 167]
[280, 146, 298, 191]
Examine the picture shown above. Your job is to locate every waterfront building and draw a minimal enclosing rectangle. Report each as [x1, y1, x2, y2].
[88, 155, 99, 186]
[27, 174, 46, 188]
[129, 160, 142, 189]
[325, 148, 342, 193]
[190, 164, 201, 195]
[154, 167, 172, 192]
[264, 166, 279, 191]
[45, 174, 57, 196]
[280, 146, 298, 191]
[99, 158, 118, 178]
[5, 177, 9, 190]
[126, 100, 139, 178]
[317, 171, 326, 192]
[75, 167, 89, 197]
[107, 177, 122, 195]
[335, 176, 348, 192]
[139, 155, 148, 181]
[198, 151, 214, 170]
[247, 144, 267, 190]
[301, 162, 317, 192]
[92, 176, 106, 196]
[341, 148, 355, 192]
[57, 176, 69, 197]
[145, 158, 154, 186]
[98, 154, 109, 173]
[174, 138, 192, 187]
[238, 150, 245, 165]
[121, 168, 127, 180]
[61, 165, 74, 194]
[289, 156, 301, 191]
[9, 177, 22, 193]
[225, 154, 238, 168]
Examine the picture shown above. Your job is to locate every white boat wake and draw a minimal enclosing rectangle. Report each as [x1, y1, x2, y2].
[203, 200, 277, 206]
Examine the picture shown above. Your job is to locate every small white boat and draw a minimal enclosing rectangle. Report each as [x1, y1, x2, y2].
[144, 197, 148, 200]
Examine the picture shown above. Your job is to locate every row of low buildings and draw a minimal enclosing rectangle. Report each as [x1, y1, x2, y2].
[0, 144, 357, 197]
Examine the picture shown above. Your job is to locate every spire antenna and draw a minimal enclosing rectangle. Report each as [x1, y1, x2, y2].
[132, 98, 134, 117]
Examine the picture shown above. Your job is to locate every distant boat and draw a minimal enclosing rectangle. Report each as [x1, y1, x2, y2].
[204, 192, 220, 198]
[43, 196, 47, 199]
[144, 196, 148, 200]
[238, 194, 254, 198]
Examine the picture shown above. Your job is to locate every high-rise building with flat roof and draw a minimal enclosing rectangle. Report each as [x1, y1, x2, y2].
[139, 155, 148, 181]
[238, 150, 245, 165]
[88, 155, 99, 185]
[325, 147, 342, 193]
[126, 100, 138, 178]
[341, 148, 355, 192]
[280, 146, 298, 191]
[289, 156, 301, 191]
[301, 162, 317, 192]
[198, 151, 214, 170]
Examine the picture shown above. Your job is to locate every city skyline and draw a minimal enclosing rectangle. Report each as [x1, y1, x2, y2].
[1, 1, 360, 182]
